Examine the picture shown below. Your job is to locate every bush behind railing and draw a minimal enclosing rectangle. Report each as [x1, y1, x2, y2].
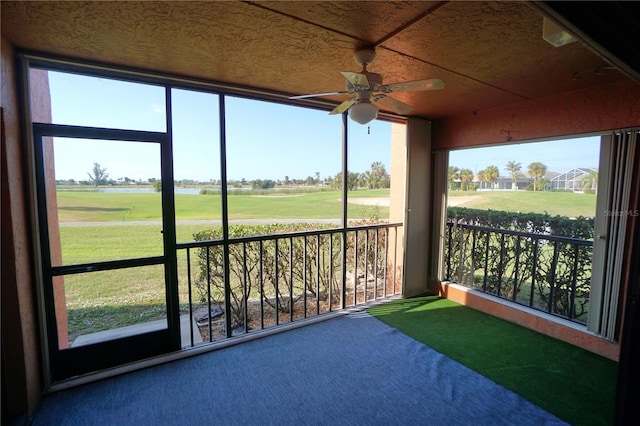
[447, 207, 594, 239]
[193, 222, 391, 327]
[445, 208, 593, 322]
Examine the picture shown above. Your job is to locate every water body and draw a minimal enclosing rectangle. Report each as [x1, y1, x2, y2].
[98, 188, 204, 195]
[62, 187, 287, 195]
[62, 187, 208, 195]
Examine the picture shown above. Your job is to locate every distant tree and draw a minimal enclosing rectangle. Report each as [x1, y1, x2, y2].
[477, 169, 487, 189]
[527, 162, 548, 192]
[369, 161, 389, 189]
[315, 172, 320, 185]
[284, 175, 290, 185]
[332, 171, 359, 191]
[581, 169, 599, 194]
[305, 176, 314, 186]
[504, 161, 522, 190]
[459, 168, 474, 191]
[252, 179, 276, 189]
[536, 177, 550, 192]
[87, 162, 109, 186]
[448, 166, 460, 190]
[483, 165, 500, 190]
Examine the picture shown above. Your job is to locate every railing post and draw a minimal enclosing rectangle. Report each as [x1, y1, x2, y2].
[187, 248, 194, 347]
[206, 246, 212, 342]
[329, 233, 334, 311]
[483, 231, 490, 292]
[446, 222, 452, 280]
[498, 233, 505, 297]
[393, 226, 398, 295]
[341, 231, 347, 309]
[570, 243, 580, 320]
[243, 242, 248, 334]
[289, 237, 294, 322]
[470, 229, 477, 288]
[354, 230, 359, 305]
[548, 241, 560, 314]
[513, 236, 521, 301]
[374, 228, 379, 300]
[259, 240, 264, 329]
[303, 236, 308, 318]
[457, 226, 465, 284]
[530, 238, 539, 308]
[383, 227, 389, 298]
[275, 238, 279, 326]
[364, 229, 369, 302]
[316, 234, 321, 315]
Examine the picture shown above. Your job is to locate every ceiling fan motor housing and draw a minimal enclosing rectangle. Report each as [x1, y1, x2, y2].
[353, 48, 376, 66]
[345, 71, 383, 92]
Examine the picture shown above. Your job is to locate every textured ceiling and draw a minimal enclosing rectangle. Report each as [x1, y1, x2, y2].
[0, 1, 629, 120]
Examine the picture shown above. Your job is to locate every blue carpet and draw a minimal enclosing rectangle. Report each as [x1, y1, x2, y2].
[33, 311, 566, 425]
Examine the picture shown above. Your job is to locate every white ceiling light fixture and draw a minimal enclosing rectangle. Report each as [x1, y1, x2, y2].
[348, 100, 379, 125]
[289, 47, 445, 125]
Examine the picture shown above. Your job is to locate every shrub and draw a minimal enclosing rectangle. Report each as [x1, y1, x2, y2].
[447, 206, 594, 239]
[192, 221, 392, 327]
[445, 207, 594, 322]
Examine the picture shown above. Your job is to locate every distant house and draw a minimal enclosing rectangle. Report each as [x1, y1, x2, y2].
[550, 168, 598, 192]
[476, 176, 532, 190]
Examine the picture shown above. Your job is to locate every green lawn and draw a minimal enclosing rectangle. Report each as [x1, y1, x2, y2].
[55, 189, 390, 223]
[55, 188, 598, 344]
[449, 190, 597, 217]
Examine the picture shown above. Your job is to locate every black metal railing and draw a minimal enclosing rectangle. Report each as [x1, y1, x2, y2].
[444, 222, 593, 324]
[177, 223, 403, 347]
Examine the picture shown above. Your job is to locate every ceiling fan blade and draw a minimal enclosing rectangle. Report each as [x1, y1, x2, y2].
[383, 78, 445, 93]
[329, 98, 357, 115]
[289, 91, 349, 100]
[374, 95, 414, 115]
[341, 71, 369, 87]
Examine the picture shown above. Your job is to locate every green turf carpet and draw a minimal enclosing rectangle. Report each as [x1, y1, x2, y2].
[367, 296, 618, 426]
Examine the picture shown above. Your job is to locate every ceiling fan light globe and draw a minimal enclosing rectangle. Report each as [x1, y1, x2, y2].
[349, 102, 378, 125]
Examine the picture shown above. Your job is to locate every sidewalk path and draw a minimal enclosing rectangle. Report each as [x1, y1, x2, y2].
[59, 218, 343, 227]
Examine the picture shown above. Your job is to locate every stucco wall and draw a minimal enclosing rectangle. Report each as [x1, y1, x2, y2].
[1, 36, 43, 422]
[432, 79, 640, 149]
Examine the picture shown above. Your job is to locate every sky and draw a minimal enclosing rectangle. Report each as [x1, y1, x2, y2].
[44, 71, 392, 182]
[449, 136, 601, 176]
[44, 70, 600, 182]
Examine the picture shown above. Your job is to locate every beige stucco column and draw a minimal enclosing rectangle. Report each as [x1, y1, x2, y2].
[389, 123, 406, 292]
[399, 117, 432, 297]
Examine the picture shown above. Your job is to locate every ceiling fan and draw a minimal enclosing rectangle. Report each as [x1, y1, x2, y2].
[289, 48, 445, 125]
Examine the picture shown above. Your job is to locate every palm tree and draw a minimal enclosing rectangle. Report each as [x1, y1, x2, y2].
[581, 169, 599, 194]
[459, 168, 474, 191]
[483, 165, 500, 190]
[477, 169, 488, 189]
[504, 161, 522, 190]
[448, 166, 460, 190]
[527, 162, 547, 191]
